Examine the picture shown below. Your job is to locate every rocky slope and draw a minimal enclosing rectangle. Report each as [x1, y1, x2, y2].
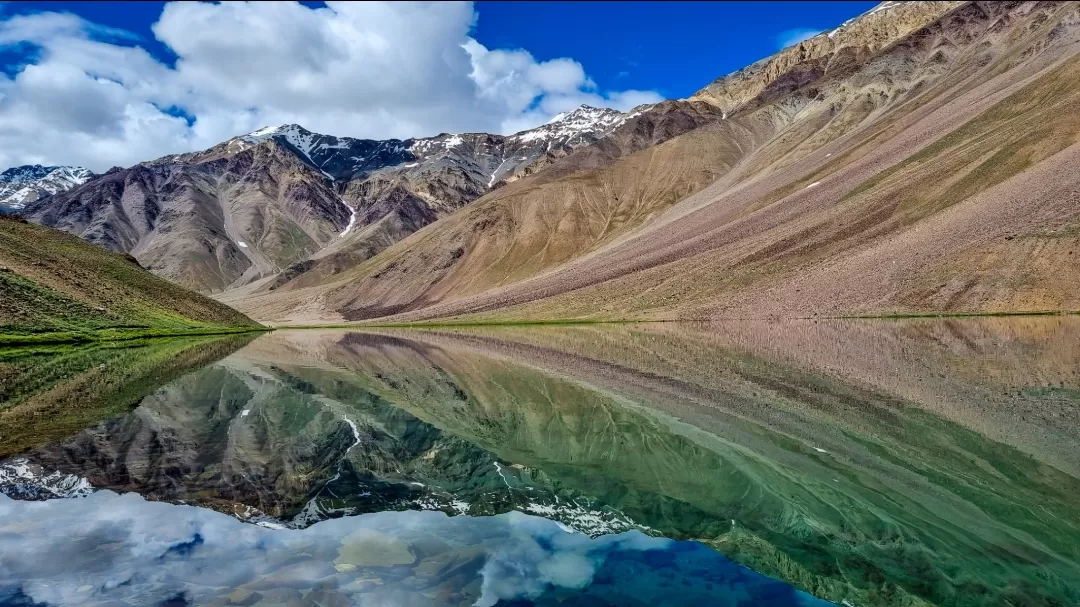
[0, 165, 93, 213]
[23, 106, 635, 293]
[221, 0, 1080, 323]
[0, 216, 260, 343]
[691, 1, 966, 114]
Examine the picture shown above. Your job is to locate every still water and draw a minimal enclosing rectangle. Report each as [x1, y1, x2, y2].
[0, 319, 1078, 606]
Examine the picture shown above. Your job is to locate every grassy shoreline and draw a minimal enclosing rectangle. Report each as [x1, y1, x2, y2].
[263, 309, 1080, 331]
[7, 309, 1075, 345]
[0, 326, 270, 348]
[271, 318, 663, 330]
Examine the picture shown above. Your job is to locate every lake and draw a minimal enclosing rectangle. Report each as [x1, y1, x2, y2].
[1, 319, 1078, 606]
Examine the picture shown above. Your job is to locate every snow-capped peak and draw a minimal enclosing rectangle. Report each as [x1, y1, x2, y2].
[243, 124, 308, 140]
[0, 164, 95, 211]
[512, 105, 628, 144]
[242, 124, 315, 149]
[0, 164, 91, 185]
[239, 124, 330, 165]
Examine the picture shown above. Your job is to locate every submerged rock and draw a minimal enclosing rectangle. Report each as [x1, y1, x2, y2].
[334, 529, 415, 567]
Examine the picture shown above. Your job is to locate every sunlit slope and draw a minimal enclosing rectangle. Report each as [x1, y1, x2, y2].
[226, 1, 1080, 322]
[0, 216, 261, 343]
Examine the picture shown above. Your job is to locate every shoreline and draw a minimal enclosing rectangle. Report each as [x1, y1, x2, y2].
[0, 326, 270, 348]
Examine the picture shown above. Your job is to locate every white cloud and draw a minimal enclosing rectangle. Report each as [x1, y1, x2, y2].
[775, 27, 823, 50]
[0, 491, 676, 606]
[0, 2, 664, 172]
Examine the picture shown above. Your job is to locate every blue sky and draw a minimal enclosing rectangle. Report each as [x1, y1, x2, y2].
[0, 1, 878, 171]
[473, 1, 877, 98]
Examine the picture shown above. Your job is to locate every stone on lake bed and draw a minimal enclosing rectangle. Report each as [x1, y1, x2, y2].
[342, 577, 385, 593]
[228, 588, 261, 605]
[335, 530, 416, 567]
[251, 588, 302, 603]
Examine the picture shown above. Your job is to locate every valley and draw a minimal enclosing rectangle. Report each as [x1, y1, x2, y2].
[2, 3, 1079, 605]
[8, 2, 1077, 326]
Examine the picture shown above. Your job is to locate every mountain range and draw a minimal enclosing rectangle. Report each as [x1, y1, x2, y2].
[20, 105, 638, 294]
[0, 165, 93, 213]
[11, 0, 1080, 324]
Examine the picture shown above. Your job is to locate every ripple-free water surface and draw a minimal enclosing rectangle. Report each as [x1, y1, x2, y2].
[1, 318, 1078, 606]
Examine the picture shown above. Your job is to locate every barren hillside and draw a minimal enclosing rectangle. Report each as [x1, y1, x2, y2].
[223, 1, 1080, 324]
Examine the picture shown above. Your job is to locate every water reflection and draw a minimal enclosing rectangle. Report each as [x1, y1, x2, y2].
[1, 318, 1079, 606]
[0, 334, 258, 457]
[0, 491, 829, 607]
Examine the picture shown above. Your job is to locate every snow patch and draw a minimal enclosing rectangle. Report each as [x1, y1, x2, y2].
[494, 462, 514, 490]
[520, 499, 642, 537]
[339, 201, 357, 237]
[488, 158, 510, 187]
[0, 165, 94, 209]
[867, 1, 901, 16]
[443, 134, 464, 150]
[510, 105, 627, 144]
[0, 459, 93, 500]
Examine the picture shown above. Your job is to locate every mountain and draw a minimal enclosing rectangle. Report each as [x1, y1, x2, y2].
[0, 165, 93, 212]
[0, 216, 260, 344]
[17, 1, 1080, 323]
[22, 105, 635, 294]
[218, 0, 1080, 324]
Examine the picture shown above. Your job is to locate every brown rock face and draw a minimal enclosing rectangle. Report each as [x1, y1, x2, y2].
[691, 1, 966, 114]
[24, 139, 349, 293]
[23, 107, 630, 294]
[221, 1, 1080, 324]
[20, 2, 1080, 324]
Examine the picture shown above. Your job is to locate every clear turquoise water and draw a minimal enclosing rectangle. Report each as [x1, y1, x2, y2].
[2, 318, 1079, 606]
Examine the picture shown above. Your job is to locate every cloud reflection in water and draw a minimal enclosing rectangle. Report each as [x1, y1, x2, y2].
[0, 491, 829, 606]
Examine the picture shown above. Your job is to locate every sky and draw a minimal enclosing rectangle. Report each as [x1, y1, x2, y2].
[0, 1, 878, 172]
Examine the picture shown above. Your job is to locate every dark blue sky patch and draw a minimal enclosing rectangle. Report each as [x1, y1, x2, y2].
[0, 43, 42, 77]
[154, 104, 196, 127]
[159, 532, 204, 561]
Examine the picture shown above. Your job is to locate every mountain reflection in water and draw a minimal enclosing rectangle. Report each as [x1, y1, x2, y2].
[1, 318, 1079, 606]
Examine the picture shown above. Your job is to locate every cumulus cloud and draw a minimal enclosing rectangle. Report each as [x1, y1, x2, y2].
[775, 27, 823, 50]
[0, 1, 663, 172]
